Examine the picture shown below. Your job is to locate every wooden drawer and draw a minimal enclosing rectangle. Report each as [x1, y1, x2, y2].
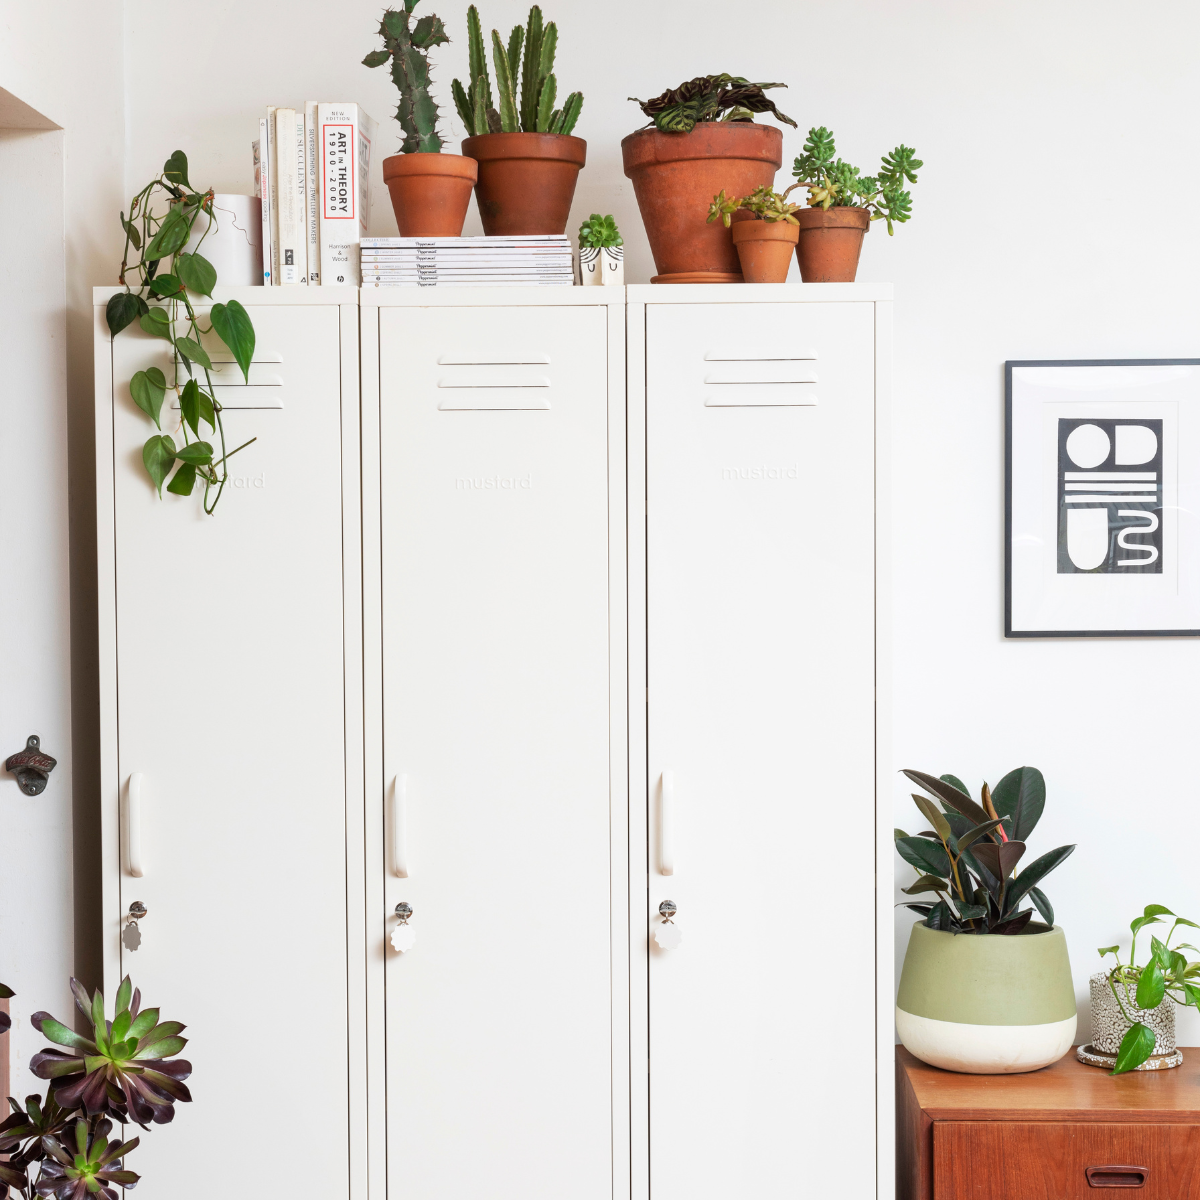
[934, 1122, 1200, 1198]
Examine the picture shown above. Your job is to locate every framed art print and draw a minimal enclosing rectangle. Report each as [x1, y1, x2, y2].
[1006, 359, 1200, 637]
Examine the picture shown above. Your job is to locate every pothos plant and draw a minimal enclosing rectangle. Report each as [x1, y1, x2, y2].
[1099, 905, 1200, 1074]
[0, 975, 191, 1199]
[106, 151, 257, 515]
[895, 768, 1076, 934]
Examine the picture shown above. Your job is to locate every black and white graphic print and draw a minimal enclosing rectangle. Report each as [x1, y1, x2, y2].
[1056, 418, 1162, 574]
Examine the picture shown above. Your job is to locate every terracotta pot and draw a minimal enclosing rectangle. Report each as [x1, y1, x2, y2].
[382, 153, 477, 237]
[794, 206, 870, 282]
[460, 132, 586, 235]
[731, 220, 799, 283]
[621, 124, 782, 283]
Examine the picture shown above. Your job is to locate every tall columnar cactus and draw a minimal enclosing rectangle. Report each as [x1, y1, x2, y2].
[452, 5, 583, 137]
[363, 1, 450, 153]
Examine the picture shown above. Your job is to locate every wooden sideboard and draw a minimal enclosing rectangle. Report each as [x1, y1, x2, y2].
[897, 1046, 1200, 1199]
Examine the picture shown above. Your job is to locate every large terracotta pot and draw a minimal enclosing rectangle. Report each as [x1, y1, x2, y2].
[794, 206, 870, 282]
[382, 153, 477, 237]
[621, 124, 783, 283]
[460, 132, 586, 235]
[731, 220, 798, 283]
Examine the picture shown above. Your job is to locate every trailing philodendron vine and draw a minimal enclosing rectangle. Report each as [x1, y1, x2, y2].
[0, 974, 193, 1199]
[1098, 905, 1200, 1074]
[107, 151, 257, 515]
[363, 1, 450, 152]
[451, 5, 583, 137]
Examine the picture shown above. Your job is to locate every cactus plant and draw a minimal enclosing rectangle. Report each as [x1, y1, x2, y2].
[451, 5, 583, 137]
[363, 1, 451, 153]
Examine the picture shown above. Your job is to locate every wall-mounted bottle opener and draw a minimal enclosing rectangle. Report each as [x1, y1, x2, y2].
[123, 901, 147, 952]
[5, 735, 56, 796]
[654, 900, 683, 950]
[391, 902, 416, 953]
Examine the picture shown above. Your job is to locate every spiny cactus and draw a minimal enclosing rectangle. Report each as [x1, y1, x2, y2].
[452, 5, 583, 137]
[363, 2, 451, 153]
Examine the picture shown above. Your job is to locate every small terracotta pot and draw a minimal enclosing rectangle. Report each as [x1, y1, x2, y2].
[461, 132, 586, 235]
[794, 206, 870, 282]
[621, 124, 782, 283]
[731, 220, 799, 283]
[382, 153, 477, 237]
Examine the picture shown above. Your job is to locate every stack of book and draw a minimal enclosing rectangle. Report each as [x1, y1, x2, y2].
[253, 102, 378, 287]
[361, 236, 574, 287]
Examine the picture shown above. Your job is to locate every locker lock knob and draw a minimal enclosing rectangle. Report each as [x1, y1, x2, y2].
[394, 902, 413, 923]
[658, 900, 677, 922]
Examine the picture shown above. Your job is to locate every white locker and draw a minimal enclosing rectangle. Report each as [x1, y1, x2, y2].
[627, 284, 891, 1200]
[361, 290, 628, 1200]
[94, 287, 364, 1200]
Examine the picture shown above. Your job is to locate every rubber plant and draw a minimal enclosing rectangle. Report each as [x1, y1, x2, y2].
[1099, 905, 1200, 1074]
[629, 74, 796, 133]
[895, 767, 1076, 935]
[0, 975, 192, 1200]
[106, 151, 256, 515]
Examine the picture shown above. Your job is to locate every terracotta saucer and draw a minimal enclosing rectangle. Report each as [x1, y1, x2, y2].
[1076, 1043, 1183, 1071]
[650, 272, 744, 284]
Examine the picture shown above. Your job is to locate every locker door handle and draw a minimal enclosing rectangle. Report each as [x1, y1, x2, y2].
[125, 773, 145, 878]
[660, 770, 675, 876]
[392, 775, 409, 878]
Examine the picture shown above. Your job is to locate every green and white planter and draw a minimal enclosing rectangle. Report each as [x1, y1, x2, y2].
[896, 921, 1077, 1074]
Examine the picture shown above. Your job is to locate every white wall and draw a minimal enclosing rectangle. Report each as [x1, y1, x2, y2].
[16, 0, 1200, 1045]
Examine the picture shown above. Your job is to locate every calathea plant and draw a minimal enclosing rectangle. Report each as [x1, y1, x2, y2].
[363, 2, 450, 152]
[788, 126, 921, 234]
[629, 75, 796, 134]
[107, 151, 256, 515]
[0, 976, 191, 1199]
[451, 5, 582, 136]
[895, 768, 1076, 934]
[707, 185, 801, 227]
[1099, 905, 1200, 1074]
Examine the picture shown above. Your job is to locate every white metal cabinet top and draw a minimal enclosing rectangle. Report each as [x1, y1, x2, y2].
[627, 282, 892, 303]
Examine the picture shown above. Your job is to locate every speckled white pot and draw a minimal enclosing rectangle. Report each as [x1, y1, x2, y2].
[1090, 971, 1176, 1054]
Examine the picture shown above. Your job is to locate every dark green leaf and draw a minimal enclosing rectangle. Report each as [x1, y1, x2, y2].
[179, 379, 201, 437]
[197, 389, 215, 429]
[1028, 885, 1054, 926]
[174, 441, 213, 466]
[144, 207, 191, 259]
[993, 909, 1034, 935]
[1183, 983, 1200, 1008]
[176, 251, 217, 297]
[894, 827, 909, 840]
[1005, 844, 1076, 911]
[904, 904, 933, 916]
[163, 150, 190, 188]
[956, 818, 1004, 852]
[990, 766, 1046, 841]
[939, 773, 971, 797]
[142, 435, 176, 496]
[149, 274, 183, 297]
[0, 982, 13, 999]
[175, 336, 211, 370]
[954, 902, 988, 921]
[925, 900, 953, 930]
[1136, 961, 1166, 1010]
[106, 292, 143, 338]
[1111, 1022, 1156, 1075]
[972, 839, 1026, 883]
[210, 300, 255, 383]
[31, 1016, 95, 1052]
[140, 308, 171, 340]
[138, 1036, 186, 1060]
[895, 835, 951, 879]
[1151, 936, 1173, 971]
[901, 769, 991, 827]
[129, 369, 167, 429]
[901, 874, 948, 897]
[166, 463, 197, 496]
[912, 796, 952, 843]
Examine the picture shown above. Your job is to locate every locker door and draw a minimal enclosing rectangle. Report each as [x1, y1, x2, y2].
[379, 305, 613, 1200]
[111, 304, 350, 1198]
[645, 302, 877, 1200]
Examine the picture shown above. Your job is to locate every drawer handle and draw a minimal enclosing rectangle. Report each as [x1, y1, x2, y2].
[1086, 1166, 1148, 1189]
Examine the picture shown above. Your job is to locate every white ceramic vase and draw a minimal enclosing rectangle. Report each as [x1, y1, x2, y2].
[182, 194, 263, 286]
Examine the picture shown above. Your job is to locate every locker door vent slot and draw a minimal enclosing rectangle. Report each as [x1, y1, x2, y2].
[704, 350, 818, 361]
[437, 355, 551, 365]
[705, 367, 818, 385]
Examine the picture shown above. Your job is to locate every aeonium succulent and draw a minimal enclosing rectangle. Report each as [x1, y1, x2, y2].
[30, 977, 192, 1126]
[35, 1118, 139, 1200]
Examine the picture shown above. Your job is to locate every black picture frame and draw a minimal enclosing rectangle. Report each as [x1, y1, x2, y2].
[1005, 357, 1200, 639]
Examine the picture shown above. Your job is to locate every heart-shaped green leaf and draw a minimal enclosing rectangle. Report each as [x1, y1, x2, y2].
[1112, 1021, 1156, 1075]
[175, 336, 211, 370]
[1098, 945, 1120, 958]
[176, 251, 217, 297]
[144, 207, 191, 260]
[129, 369, 167, 429]
[179, 378, 201, 436]
[1136, 961, 1166, 1010]
[149, 274, 183, 297]
[166, 463, 197, 496]
[120, 213, 143, 251]
[210, 299, 255, 383]
[163, 150, 190, 188]
[174, 441, 213, 466]
[142, 435, 176, 496]
[140, 308, 172, 340]
[106, 292, 144, 338]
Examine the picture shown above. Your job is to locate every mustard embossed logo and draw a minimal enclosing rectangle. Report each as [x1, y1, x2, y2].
[721, 464, 799, 481]
[456, 474, 533, 491]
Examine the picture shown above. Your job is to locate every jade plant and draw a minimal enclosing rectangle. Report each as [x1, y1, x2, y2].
[895, 767, 1076, 935]
[578, 214, 622, 249]
[364, 2, 451, 152]
[629, 74, 796, 133]
[107, 151, 257, 515]
[707, 185, 801, 228]
[0, 975, 191, 1200]
[789, 126, 921, 234]
[1099, 905, 1200, 1074]
[452, 5, 582, 136]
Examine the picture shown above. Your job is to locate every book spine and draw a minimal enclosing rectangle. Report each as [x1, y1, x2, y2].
[266, 106, 280, 285]
[276, 108, 302, 285]
[258, 118, 273, 285]
[295, 111, 308, 284]
[357, 108, 378, 278]
[319, 103, 359, 286]
[304, 101, 320, 284]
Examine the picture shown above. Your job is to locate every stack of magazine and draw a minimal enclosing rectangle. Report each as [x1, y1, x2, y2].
[361, 236, 573, 287]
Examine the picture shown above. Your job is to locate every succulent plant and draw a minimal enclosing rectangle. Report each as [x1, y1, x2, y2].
[452, 5, 582, 136]
[788, 126, 921, 234]
[30, 977, 192, 1126]
[35, 1119, 139, 1200]
[629, 74, 796, 134]
[895, 768, 1076, 935]
[363, 1, 451, 153]
[577, 214, 622, 249]
[707, 186, 801, 228]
